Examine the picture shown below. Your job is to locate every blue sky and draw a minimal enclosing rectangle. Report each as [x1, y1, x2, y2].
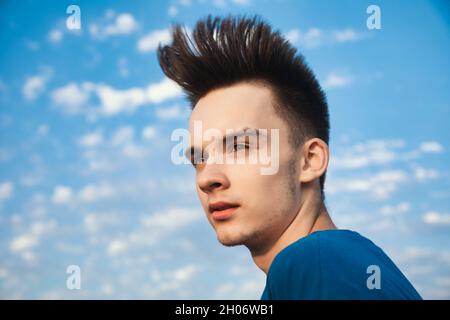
[0, 0, 449, 299]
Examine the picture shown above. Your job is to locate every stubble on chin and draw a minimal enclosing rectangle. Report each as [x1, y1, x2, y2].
[215, 228, 248, 247]
[215, 223, 268, 250]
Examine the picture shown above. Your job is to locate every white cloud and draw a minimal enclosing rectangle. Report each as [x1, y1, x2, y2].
[121, 143, 148, 159]
[96, 85, 147, 115]
[89, 25, 100, 37]
[331, 139, 404, 170]
[286, 28, 322, 48]
[299, 28, 323, 48]
[174, 264, 199, 281]
[286, 27, 362, 49]
[94, 78, 182, 115]
[78, 126, 156, 172]
[78, 130, 104, 148]
[30, 220, 57, 236]
[111, 126, 134, 146]
[104, 13, 138, 36]
[51, 83, 92, 114]
[51, 185, 73, 204]
[100, 283, 115, 295]
[322, 72, 352, 89]
[83, 214, 101, 234]
[332, 29, 361, 42]
[329, 144, 441, 199]
[212, 0, 227, 8]
[414, 166, 439, 181]
[331, 139, 445, 177]
[423, 211, 450, 225]
[142, 126, 157, 140]
[9, 219, 56, 263]
[0, 267, 8, 278]
[51, 78, 182, 117]
[167, 0, 195, 17]
[23, 71, 51, 101]
[137, 29, 171, 53]
[97, 78, 182, 115]
[48, 29, 63, 44]
[168, 5, 178, 17]
[141, 208, 200, 231]
[150, 263, 201, 294]
[0, 181, 13, 201]
[147, 78, 183, 104]
[380, 202, 411, 216]
[327, 170, 407, 200]
[155, 104, 189, 120]
[79, 183, 115, 203]
[285, 29, 301, 44]
[84, 157, 116, 172]
[129, 208, 201, 246]
[10, 234, 38, 253]
[215, 280, 265, 299]
[420, 141, 443, 153]
[21, 251, 37, 263]
[402, 140, 444, 160]
[90, 13, 138, 39]
[37, 124, 49, 136]
[107, 239, 128, 256]
[52, 183, 119, 206]
[84, 212, 120, 234]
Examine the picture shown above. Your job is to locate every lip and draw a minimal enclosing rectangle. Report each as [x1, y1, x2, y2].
[211, 206, 239, 221]
[208, 201, 240, 221]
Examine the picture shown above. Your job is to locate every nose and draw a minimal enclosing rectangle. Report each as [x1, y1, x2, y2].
[197, 163, 230, 194]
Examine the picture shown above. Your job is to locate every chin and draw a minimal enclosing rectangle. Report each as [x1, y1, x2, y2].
[216, 230, 247, 247]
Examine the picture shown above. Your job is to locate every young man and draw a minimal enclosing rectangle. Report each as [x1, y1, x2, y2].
[158, 15, 422, 299]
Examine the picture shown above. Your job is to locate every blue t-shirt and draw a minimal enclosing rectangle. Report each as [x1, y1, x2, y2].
[261, 230, 422, 300]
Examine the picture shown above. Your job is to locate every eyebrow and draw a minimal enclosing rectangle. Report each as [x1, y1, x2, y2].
[183, 127, 262, 161]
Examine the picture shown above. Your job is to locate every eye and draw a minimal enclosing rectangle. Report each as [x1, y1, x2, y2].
[233, 142, 249, 152]
[191, 153, 208, 168]
[226, 136, 251, 154]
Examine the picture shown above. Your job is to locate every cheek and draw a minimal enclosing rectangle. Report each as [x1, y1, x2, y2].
[234, 170, 293, 212]
[249, 162, 298, 213]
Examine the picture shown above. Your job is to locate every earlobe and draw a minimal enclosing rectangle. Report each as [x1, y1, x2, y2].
[299, 138, 329, 183]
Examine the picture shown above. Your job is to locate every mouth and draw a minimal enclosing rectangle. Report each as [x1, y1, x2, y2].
[208, 201, 240, 221]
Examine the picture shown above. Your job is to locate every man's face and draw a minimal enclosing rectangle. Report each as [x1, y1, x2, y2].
[188, 82, 302, 251]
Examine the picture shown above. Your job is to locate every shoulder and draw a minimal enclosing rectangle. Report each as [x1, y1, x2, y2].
[271, 231, 322, 274]
[265, 232, 323, 299]
[268, 230, 360, 276]
[265, 230, 422, 299]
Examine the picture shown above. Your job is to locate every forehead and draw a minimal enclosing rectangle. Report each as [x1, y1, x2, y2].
[188, 82, 284, 132]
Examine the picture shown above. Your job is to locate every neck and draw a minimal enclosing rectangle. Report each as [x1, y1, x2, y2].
[250, 191, 336, 274]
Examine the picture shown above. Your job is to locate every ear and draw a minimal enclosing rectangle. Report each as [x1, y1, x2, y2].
[298, 138, 329, 184]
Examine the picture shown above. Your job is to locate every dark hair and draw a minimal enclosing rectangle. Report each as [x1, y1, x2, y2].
[157, 15, 330, 197]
